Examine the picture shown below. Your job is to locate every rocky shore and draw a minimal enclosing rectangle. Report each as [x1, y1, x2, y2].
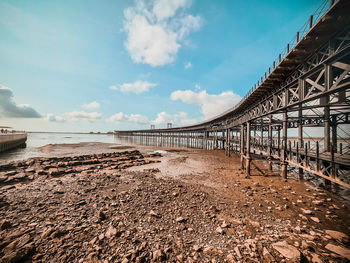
[0, 147, 349, 262]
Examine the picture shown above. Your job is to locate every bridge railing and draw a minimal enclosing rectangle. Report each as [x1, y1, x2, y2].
[243, 0, 333, 101]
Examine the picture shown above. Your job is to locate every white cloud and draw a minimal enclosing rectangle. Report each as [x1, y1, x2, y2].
[177, 14, 202, 40]
[108, 112, 149, 124]
[0, 86, 41, 118]
[45, 113, 65, 123]
[110, 81, 157, 94]
[65, 111, 102, 121]
[82, 101, 100, 110]
[151, 111, 191, 126]
[184, 61, 192, 69]
[194, 84, 200, 90]
[152, 0, 188, 21]
[170, 89, 242, 119]
[123, 0, 202, 67]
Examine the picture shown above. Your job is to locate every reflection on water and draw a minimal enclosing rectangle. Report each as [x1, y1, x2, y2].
[0, 132, 115, 164]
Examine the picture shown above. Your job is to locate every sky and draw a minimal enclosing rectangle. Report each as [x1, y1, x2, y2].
[0, 0, 322, 132]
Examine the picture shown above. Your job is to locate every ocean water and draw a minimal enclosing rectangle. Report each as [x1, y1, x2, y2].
[0, 132, 115, 164]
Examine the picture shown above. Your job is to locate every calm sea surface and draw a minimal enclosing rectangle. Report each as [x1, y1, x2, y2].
[0, 132, 115, 164]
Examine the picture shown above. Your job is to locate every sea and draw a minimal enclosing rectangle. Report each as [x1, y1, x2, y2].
[0, 132, 115, 164]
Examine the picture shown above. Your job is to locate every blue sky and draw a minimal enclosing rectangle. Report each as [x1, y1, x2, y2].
[0, 0, 321, 132]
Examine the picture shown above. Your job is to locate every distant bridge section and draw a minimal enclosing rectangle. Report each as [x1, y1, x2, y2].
[115, 0, 350, 189]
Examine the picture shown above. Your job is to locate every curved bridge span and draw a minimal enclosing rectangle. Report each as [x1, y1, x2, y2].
[115, 0, 350, 189]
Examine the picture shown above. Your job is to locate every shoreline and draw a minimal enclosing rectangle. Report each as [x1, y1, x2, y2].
[0, 143, 349, 262]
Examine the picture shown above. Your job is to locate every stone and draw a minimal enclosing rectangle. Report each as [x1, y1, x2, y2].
[250, 221, 260, 228]
[149, 210, 160, 218]
[221, 221, 229, 228]
[152, 249, 164, 261]
[311, 253, 323, 263]
[234, 247, 242, 259]
[310, 217, 320, 223]
[263, 247, 275, 262]
[325, 243, 350, 260]
[312, 200, 324, 206]
[226, 253, 236, 263]
[98, 210, 106, 221]
[272, 241, 300, 260]
[325, 230, 349, 243]
[48, 168, 65, 177]
[193, 245, 202, 252]
[215, 226, 224, 234]
[175, 217, 186, 223]
[105, 226, 117, 239]
[0, 219, 12, 230]
[301, 208, 313, 215]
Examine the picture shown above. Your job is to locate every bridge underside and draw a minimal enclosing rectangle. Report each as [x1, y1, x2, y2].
[115, 0, 350, 190]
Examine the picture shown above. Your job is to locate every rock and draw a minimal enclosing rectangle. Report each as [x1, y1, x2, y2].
[41, 227, 54, 239]
[193, 245, 202, 252]
[215, 226, 224, 234]
[311, 253, 323, 263]
[149, 210, 160, 218]
[152, 249, 165, 261]
[203, 246, 221, 255]
[105, 225, 117, 239]
[325, 243, 350, 260]
[234, 247, 242, 259]
[325, 230, 349, 243]
[226, 253, 236, 263]
[250, 221, 260, 228]
[221, 221, 229, 228]
[0, 219, 12, 230]
[263, 247, 275, 262]
[1, 242, 36, 263]
[312, 200, 324, 206]
[310, 217, 320, 223]
[48, 168, 65, 177]
[301, 208, 313, 215]
[272, 241, 300, 260]
[0, 175, 8, 183]
[175, 217, 186, 223]
[98, 210, 106, 221]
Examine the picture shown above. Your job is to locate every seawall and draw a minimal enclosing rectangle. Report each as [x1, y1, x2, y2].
[0, 133, 27, 153]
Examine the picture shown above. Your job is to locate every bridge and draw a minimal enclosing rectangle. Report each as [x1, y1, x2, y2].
[115, 0, 350, 189]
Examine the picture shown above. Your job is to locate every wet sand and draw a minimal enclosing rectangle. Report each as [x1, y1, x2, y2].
[0, 142, 349, 262]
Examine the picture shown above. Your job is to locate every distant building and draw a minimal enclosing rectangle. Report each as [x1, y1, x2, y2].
[167, 123, 172, 129]
[150, 125, 155, 129]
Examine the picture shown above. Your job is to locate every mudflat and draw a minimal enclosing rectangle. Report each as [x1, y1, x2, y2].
[0, 143, 349, 262]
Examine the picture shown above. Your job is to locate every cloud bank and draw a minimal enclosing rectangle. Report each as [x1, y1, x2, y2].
[65, 111, 102, 122]
[110, 81, 157, 94]
[108, 112, 149, 124]
[123, 0, 202, 67]
[170, 89, 242, 119]
[45, 113, 65, 123]
[82, 101, 100, 110]
[0, 86, 41, 118]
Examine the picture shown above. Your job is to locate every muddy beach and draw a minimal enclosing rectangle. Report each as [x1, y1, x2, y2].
[0, 143, 349, 262]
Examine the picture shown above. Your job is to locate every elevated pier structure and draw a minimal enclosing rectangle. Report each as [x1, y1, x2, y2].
[115, 0, 350, 189]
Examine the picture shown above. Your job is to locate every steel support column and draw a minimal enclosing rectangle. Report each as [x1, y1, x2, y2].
[246, 122, 251, 177]
[281, 111, 288, 179]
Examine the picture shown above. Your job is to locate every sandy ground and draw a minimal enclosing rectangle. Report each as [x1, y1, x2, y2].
[0, 142, 349, 262]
